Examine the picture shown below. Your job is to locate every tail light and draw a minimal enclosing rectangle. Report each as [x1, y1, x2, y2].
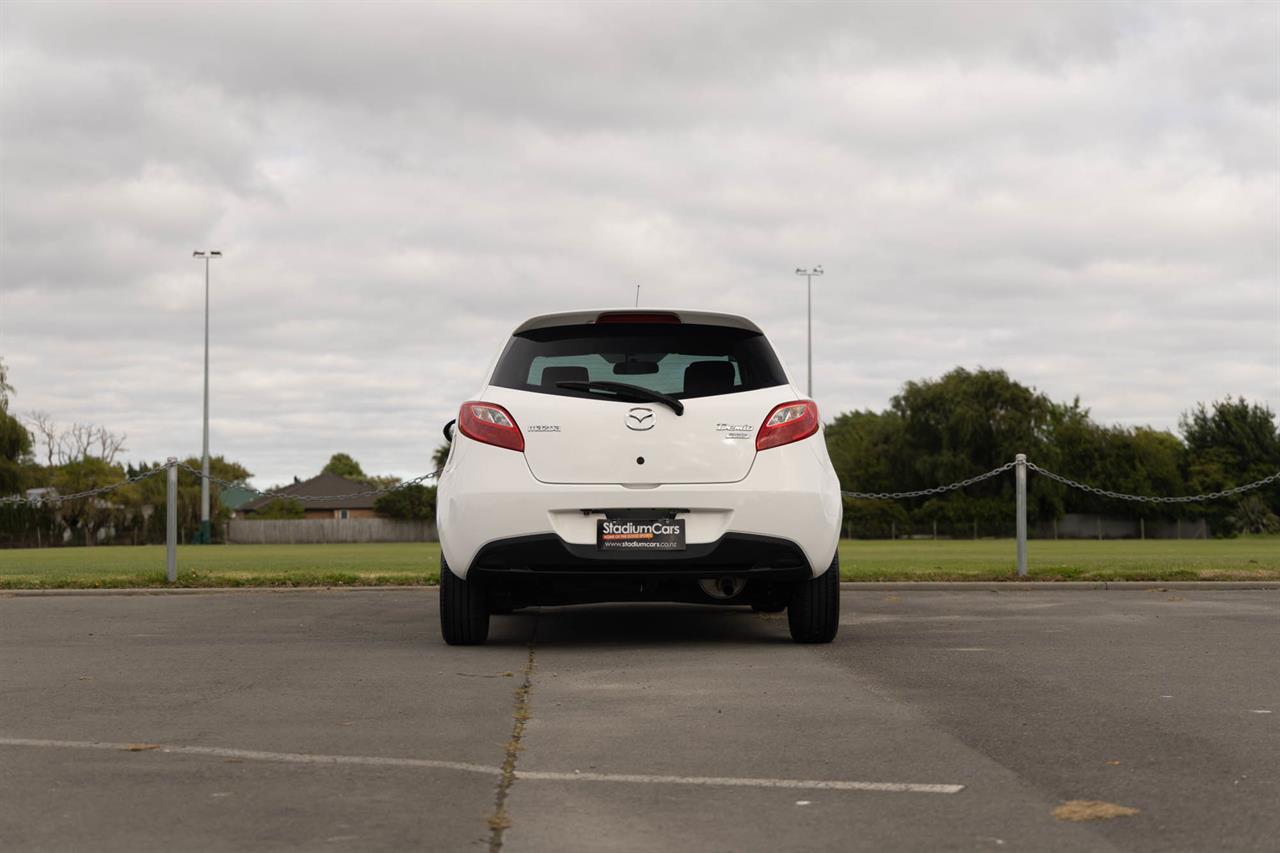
[756, 400, 819, 451]
[458, 402, 525, 452]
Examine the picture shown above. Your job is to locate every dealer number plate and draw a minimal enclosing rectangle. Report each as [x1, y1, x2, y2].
[597, 518, 686, 551]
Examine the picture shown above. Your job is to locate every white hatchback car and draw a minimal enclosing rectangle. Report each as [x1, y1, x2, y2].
[436, 309, 842, 645]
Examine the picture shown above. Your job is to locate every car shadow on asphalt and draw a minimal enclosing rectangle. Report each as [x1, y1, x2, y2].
[484, 604, 798, 646]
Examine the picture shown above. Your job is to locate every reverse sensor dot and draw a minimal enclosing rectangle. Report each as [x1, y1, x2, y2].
[636, 456, 645, 465]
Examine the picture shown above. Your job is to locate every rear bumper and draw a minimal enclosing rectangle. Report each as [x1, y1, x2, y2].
[468, 532, 811, 579]
[438, 432, 842, 580]
[468, 533, 811, 608]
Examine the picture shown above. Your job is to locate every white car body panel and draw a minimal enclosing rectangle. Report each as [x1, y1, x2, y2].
[484, 385, 781, 485]
[436, 308, 842, 581]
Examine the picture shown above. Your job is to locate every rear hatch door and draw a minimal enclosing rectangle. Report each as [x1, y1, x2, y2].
[483, 386, 787, 485]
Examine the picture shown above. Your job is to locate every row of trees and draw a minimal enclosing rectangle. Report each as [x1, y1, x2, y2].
[2, 358, 265, 545]
[4, 357, 1276, 545]
[3, 350, 444, 545]
[0, 443, 438, 546]
[826, 368, 1280, 537]
[0, 453, 254, 548]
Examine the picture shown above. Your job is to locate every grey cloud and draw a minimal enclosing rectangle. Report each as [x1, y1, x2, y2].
[1, 0, 1276, 487]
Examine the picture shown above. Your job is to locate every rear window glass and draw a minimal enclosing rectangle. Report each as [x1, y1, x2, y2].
[490, 323, 788, 399]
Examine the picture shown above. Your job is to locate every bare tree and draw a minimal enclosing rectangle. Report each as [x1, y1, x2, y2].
[23, 412, 127, 465]
[64, 423, 96, 462]
[93, 425, 127, 464]
[26, 411, 59, 467]
[0, 357, 13, 410]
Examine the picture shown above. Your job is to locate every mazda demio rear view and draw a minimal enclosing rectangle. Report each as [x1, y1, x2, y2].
[436, 309, 842, 644]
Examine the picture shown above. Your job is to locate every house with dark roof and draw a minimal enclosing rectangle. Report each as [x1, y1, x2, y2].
[240, 473, 380, 520]
[220, 484, 259, 519]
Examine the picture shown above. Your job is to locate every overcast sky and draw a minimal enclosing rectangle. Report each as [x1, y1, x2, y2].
[1, 1, 1276, 487]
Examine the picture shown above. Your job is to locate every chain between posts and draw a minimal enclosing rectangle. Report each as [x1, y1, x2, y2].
[176, 463, 441, 503]
[5, 458, 1277, 508]
[0, 462, 442, 508]
[839, 462, 1280, 503]
[840, 461, 1017, 500]
[0, 465, 169, 506]
[1026, 463, 1280, 504]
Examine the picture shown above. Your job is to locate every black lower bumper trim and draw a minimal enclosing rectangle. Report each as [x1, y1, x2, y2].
[467, 532, 809, 581]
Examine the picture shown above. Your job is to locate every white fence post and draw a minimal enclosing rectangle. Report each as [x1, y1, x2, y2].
[1015, 454, 1028, 577]
[166, 458, 178, 584]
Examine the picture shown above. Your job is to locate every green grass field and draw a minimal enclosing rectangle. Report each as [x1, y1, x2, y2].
[0, 537, 1277, 588]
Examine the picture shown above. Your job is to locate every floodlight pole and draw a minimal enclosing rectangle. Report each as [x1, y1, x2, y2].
[192, 250, 221, 544]
[795, 266, 823, 397]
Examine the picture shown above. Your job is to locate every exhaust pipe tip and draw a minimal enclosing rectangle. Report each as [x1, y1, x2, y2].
[699, 577, 747, 601]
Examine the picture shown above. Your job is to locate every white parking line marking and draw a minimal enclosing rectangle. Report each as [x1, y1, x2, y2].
[0, 736, 964, 795]
[518, 769, 963, 794]
[0, 737, 500, 776]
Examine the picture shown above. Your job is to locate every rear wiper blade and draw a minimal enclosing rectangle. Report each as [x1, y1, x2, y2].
[555, 380, 684, 416]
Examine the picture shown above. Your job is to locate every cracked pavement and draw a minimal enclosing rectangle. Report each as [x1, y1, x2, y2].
[1, 588, 1277, 851]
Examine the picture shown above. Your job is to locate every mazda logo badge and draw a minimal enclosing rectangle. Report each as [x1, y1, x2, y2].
[626, 407, 655, 431]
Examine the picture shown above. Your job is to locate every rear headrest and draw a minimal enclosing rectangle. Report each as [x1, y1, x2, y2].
[540, 365, 589, 387]
[683, 360, 736, 397]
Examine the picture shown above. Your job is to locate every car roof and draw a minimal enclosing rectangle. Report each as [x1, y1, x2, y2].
[512, 309, 764, 335]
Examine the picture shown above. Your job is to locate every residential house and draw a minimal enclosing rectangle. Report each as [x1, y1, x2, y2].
[220, 484, 259, 519]
[240, 473, 380, 520]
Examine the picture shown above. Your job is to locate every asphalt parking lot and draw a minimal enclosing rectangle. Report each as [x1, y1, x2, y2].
[2, 588, 1276, 852]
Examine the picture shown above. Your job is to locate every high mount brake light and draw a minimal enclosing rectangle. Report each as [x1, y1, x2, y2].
[756, 400, 819, 451]
[595, 312, 681, 324]
[458, 401, 525, 452]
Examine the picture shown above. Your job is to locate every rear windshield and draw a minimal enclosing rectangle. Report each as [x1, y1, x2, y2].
[490, 323, 788, 399]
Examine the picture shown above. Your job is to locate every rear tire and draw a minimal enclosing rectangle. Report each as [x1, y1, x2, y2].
[787, 553, 840, 644]
[439, 555, 489, 646]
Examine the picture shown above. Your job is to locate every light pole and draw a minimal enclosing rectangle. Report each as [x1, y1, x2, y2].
[795, 266, 823, 397]
[192, 250, 221, 544]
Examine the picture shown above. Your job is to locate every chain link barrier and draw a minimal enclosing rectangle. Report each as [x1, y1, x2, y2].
[176, 462, 441, 503]
[840, 461, 1017, 500]
[0, 466, 168, 507]
[1026, 462, 1280, 504]
[0, 462, 441, 508]
[4, 457, 1278, 508]
[840, 460, 1280, 503]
